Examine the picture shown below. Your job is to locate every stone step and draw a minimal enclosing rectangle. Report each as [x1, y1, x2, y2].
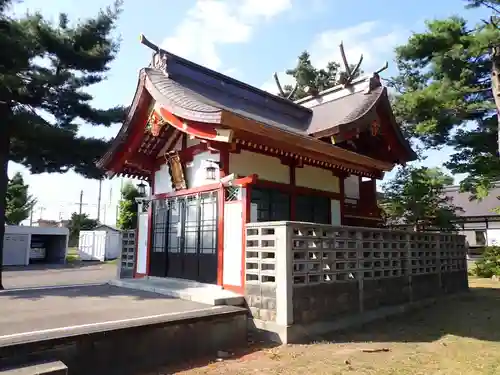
[0, 361, 67, 375]
[110, 278, 245, 306]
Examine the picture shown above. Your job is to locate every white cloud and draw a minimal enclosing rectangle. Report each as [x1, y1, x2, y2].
[238, 0, 292, 19]
[310, 21, 405, 73]
[261, 21, 409, 95]
[162, 0, 292, 70]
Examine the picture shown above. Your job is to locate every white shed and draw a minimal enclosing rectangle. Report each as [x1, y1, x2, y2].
[2, 225, 69, 266]
[78, 225, 122, 262]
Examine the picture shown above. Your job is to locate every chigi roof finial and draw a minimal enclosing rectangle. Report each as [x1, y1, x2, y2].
[139, 34, 167, 71]
[338, 41, 364, 87]
[273, 72, 298, 101]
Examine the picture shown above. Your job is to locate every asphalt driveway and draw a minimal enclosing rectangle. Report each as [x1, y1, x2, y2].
[2, 262, 117, 289]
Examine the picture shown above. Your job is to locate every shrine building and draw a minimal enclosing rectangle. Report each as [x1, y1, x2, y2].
[97, 36, 417, 294]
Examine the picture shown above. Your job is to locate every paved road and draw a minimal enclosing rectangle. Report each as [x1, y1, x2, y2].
[2, 262, 117, 289]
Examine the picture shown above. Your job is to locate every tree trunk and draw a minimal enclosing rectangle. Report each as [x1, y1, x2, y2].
[492, 46, 500, 157]
[0, 107, 11, 290]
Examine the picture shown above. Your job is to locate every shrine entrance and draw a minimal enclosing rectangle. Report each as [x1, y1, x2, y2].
[149, 191, 218, 284]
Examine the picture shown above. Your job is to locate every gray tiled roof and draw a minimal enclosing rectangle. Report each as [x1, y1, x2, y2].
[98, 48, 417, 170]
[145, 68, 311, 134]
[307, 86, 384, 137]
[444, 185, 500, 217]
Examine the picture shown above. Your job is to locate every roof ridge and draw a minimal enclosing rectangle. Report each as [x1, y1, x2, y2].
[295, 74, 372, 105]
[154, 47, 312, 115]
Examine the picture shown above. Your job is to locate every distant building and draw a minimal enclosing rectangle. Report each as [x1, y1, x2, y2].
[379, 184, 500, 254]
[93, 224, 121, 232]
[33, 219, 70, 228]
[444, 184, 500, 252]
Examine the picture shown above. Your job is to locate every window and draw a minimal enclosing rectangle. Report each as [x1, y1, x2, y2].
[295, 194, 330, 224]
[251, 187, 291, 222]
[475, 230, 486, 246]
[151, 199, 168, 253]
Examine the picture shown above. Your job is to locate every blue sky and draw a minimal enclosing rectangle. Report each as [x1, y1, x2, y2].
[8, 0, 491, 224]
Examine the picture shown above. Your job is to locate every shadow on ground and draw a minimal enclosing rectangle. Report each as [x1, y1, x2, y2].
[3, 261, 114, 272]
[145, 339, 280, 375]
[152, 282, 500, 374]
[309, 285, 500, 345]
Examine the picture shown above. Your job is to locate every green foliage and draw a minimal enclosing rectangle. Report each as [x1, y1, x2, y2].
[67, 212, 99, 246]
[0, 0, 126, 178]
[117, 182, 144, 230]
[473, 246, 500, 277]
[5, 171, 35, 225]
[388, 3, 500, 199]
[0, 0, 126, 286]
[278, 51, 362, 100]
[465, 0, 500, 12]
[381, 166, 462, 230]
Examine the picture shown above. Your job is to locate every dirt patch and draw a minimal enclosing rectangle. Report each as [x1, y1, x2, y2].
[150, 278, 500, 375]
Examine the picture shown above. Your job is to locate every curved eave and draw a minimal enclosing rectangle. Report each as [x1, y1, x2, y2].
[96, 70, 151, 171]
[143, 68, 223, 124]
[309, 88, 384, 139]
[309, 87, 417, 163]
[222, 111, 394, 174]
[378, 94, 418, 162]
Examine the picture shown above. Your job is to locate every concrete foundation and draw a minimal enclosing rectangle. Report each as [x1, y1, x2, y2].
[0, 284, 248, 375]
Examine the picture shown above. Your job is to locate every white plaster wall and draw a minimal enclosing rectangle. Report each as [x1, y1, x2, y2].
[331, 199, 341, 226]
[463, 222, 487, 229]
[154, 163, 172, 195]
[295, 165, 340, 193]
[136, 212, 148, 275]
[223, 201, 243, 286]
[229, 150, 289, 184]
[487, 229, 500, 246]
[487, 221, 500, 230]
[186, 136, 201, 147]
[185, 151, 220, 189]
[344, 175, 360, 199]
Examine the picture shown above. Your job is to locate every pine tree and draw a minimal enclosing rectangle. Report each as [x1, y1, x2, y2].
[5, 172, 35, 225]
[388, 1, 500, 198]
[0, 0, 126, 288]
[67, 212, 99, 247]
[380, 166, 462, 231]
[275, 50, 363, 100]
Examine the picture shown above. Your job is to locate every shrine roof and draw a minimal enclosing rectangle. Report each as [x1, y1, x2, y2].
[305, 83, 385, 136]
[143, 67, 311, 133]
[97, 37, 417, 175]
[298, 75, 417, 161]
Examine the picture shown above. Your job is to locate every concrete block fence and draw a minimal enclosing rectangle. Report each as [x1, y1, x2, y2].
[244, 221, 468, 343]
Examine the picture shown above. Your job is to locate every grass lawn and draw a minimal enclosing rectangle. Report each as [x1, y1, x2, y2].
[66, 246, 79, 263]
[159, 277, 500, 375]
[65, 246, 118, 264]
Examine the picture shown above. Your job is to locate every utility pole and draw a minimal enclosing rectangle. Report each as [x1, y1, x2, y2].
[38, 206, 45, 220]
[29, 205, 34, 226]
[79, 190, 83, 215]
[97, 179, 102, 222]
[116, 178, 124, 225]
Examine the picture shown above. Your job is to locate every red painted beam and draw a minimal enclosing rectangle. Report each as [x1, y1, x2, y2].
[158, 107, 232, 143]
[110, 97, 152, 174]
